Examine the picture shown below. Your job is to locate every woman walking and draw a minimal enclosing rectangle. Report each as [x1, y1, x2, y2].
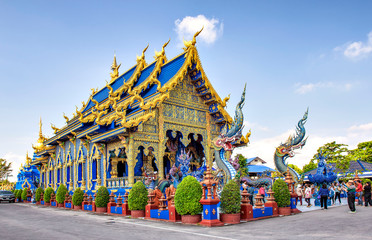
[345, 180, 356, 213]
[318, 183, 329, 210]
[304, 184, 312, 207]
[334, 183, 342, 204]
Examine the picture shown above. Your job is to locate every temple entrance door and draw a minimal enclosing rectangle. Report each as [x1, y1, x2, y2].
[117, 161, 127, 177]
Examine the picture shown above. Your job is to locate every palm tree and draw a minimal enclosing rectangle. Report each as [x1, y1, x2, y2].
[0, 159, 12, 181]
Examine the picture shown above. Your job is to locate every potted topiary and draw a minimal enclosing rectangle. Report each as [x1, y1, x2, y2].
[220, 180, 241, 224]
[17, 190, 22, 202]
[272, 179, 291, 216]
[35, 187, 44, 205]
[174, 176, 203, 224]
[72, 188, 84, 210]
[44, 187, 54, 206]
[128, 181, 148, 218]
[95, 186, 110, 213]
[56, 184, 68, 207]
[21, 188, 28, 202]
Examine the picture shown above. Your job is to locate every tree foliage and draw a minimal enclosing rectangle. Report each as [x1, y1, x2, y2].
[22, 188, 28, 201]
[95, 186, 110, 208]
[220, 180, 241, 214]
[302, 161, 317, 173]
[56, 185, 68, 204]
[347, 140, 372, 164]
[72, 188, 84, 206]
[44, 187, 54, 203]
[35, 187, 44, 202]
[272, 179, 291, 208]
[0, 158, 12, 180]
[311, 141, 349, 171]
[128, 182, 148, 210]
[288, 164, 303, 175]
[174, 176, 202, 215]
[237, 154, 249, 177]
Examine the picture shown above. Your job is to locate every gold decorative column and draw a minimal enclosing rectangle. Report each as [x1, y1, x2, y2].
[127, 135, 135, 187]
[157, 105, 165, 179]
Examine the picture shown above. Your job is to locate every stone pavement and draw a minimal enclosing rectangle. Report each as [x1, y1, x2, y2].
[0, 202, 371, 240]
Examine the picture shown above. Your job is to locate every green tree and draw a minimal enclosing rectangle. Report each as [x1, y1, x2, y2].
[312, 141, 349, 172]
[347, 140, 372, 164]
[0, 158, 12, 181]
[288, 164, 303, 175]
[236, 154, 249, 177]
[302, 161, 317, 173]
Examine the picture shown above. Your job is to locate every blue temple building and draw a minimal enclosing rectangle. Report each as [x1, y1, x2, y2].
[29, 34, 248, 195]
[15, 152, 40, 190]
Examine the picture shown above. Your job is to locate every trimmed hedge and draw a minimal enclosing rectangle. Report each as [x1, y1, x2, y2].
[44, 187, 54, 203]
[220, 180, 241, 214]
[16, 190, 22, 200]
[35, 187, 44, 202]
[272, 179, 291, 207]
[95, 186, 110, 208]
[56, 185, 68, 204]
[72, 188, 84, 206]
[21, 188, 28, 201]
[174, 176, 202, 215]
[128, 181, 148, 211]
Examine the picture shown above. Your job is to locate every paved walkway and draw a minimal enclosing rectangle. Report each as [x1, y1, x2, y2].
[0, 202, 371, 240]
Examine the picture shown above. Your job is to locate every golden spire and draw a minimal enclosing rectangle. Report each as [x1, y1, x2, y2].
[110, 54, 121, 82]
[26, 151, 31, 166]
[155, 39, 170, 60]
[39, 117, 43, 138]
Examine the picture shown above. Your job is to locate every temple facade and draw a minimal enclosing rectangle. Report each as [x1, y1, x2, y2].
[30, 34, 242, 194]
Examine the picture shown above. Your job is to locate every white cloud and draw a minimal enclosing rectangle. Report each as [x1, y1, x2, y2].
[2, 152, 25, 182]
[174, 15, 223, 46]
[335, 31, 372, 59]
[294, 81, 353, 94]
[243, 121, 269, 132]
[233, 122, 372, 170]
[348, 122, 372, 132]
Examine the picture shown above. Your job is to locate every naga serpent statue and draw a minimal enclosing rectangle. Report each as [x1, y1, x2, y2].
[213, 84, 246, 184]
[274, 109, 308, 182]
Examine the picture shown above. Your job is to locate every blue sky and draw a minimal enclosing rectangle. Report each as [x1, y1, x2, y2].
[1, 1, 372, 181]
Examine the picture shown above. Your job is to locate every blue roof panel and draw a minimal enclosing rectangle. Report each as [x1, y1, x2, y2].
[158, 53, 186, 85]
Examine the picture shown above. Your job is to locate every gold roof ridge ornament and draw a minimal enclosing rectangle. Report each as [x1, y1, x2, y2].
[51, 123, 60, 134]
[110, 54, 121, 82]
[183, 26, 204, 51]
[33, 117, 46, 153]
[136, 44, 149, 64]
[155, 38, 170, 60]
[63, 112, 69, 123]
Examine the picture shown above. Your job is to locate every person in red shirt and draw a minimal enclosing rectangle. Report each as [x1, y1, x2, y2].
[355, 180, 363, 206]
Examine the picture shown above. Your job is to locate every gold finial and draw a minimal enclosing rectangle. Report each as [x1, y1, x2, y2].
[136, 44, 149, 63]
[155, 38, 170, 59]
[51, 123, 60, 134]
[26, 152, 31, 166]
[183, 26, 204, 50]
[63, 112, 69, 123]
[39, 117, 43, 138]
[110, 54, 121, 82]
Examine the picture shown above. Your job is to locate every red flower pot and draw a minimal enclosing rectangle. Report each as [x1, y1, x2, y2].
[73, 205, 82, 210]
[36, 201, 41, 205]
[278, 207, 291, 216]
[220, 213, 241, 224]
[96, 207, 107, 213]
[181, 214, 201, 224]
[57, 203, 64, 208]
[44, 202, 50, 206]
[131, 210, 145, 218]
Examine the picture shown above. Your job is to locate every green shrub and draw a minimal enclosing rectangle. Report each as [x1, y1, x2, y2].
[56, 185, 68, 204]
[35, 187, 44, 202]
[128, 181, 148, 211]
[220, 180, 241, 214]
[21, 188, 28, 201]
[16, 190, 22, 200]
[44, 187, 54, 203]
[272, 179, 291, 207]
[174, 176, 202, 215]
[95, 186, 110, 208]
[72, 188, 84, 206]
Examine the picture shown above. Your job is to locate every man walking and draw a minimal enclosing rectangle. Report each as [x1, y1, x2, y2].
[346, 180, 356, 213]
